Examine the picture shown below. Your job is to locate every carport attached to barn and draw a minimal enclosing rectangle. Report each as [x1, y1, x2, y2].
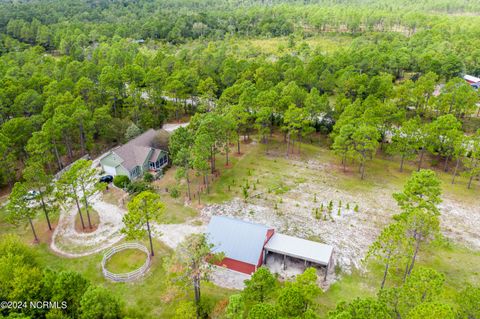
[263, 233, 334, 280]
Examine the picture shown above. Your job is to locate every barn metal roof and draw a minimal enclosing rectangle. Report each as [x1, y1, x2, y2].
[264, 233, 333, 266]
[207, 216, 271, 266]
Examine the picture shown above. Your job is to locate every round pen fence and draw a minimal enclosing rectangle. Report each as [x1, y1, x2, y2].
[101, 243, 151, 282]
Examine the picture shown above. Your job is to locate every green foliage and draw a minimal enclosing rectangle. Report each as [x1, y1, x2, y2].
[366, 222, 412, 288]
[393, 169, 442, 215]
[113, 175, 130, 188]
[0, 235, 118, 319]
[143, 172, 154, 183]
[226, 294, 245, 319]
[247, 303, 278, 319]
[328, 298, 390, 319]
[456, 284, 480, 319]
[52, 271, 90, 317]
[122, 191, 165, 255]
[4, 182, 39, 240]
[124, 123, 142, 141]
[167, 186, 178, 199]
[243, 267, 277, 304]
[407, 302, 455, 319]
[169, 234, 220, 315]
[79, 286, 122, 319]
[127, 181, 153, 194]
[173, 301, 197, 319]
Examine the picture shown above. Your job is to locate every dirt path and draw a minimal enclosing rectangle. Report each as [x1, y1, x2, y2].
[50, 194, 126, 257]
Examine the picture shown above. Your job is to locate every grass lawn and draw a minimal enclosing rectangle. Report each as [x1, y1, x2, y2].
[105, 248, 149, 274]
[34, 238, 235, 318]
[316, 241, 480, 316]
[152, 168, 198, 223]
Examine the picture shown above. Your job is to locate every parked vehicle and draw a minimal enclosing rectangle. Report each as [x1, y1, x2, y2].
[99, 175, 113, 183]
[24, 190, 40, 201]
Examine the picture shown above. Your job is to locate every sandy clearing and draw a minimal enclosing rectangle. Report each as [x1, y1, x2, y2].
[151, 222, 206, 249]
[50, 194, 126, 257]
[162, 122, 189, 133]
[201, 158, 480, 275]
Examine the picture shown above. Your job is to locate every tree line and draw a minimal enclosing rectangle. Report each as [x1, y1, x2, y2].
[0, 235, 123, 319]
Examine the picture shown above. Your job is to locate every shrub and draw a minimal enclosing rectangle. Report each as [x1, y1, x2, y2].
[113, 175, 130, 188]
[170, 186, 180, 198]
[143, 172, 154, 183]
[127, 181, 152, 194]
[124, 123, 142, 140]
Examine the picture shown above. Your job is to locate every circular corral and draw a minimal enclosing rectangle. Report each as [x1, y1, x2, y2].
[101, 242, 151, 282]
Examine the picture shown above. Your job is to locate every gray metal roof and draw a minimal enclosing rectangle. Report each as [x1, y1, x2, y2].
[207, 216, 272, 265]
[264, 233, 333, 266]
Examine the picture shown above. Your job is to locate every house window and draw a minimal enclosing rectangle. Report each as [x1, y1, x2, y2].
[159, 154, 167, 166]
[131, 166, 141, 177]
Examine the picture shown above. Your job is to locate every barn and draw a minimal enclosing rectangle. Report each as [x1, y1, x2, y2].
[207, 216, 274, 274]
[206, 216, 334, 277]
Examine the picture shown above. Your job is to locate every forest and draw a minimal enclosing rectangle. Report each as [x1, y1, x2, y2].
[0, 0, 480, 318]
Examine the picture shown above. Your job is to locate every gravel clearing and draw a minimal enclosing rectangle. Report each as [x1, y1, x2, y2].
[201, 158, 480, 275]
[210, 266, 249, 290]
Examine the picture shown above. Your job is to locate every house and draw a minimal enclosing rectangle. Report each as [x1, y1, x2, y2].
[100, 129, 169, 180]
[206, 216, 334, 277]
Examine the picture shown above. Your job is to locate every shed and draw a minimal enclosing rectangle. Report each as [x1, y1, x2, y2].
[207, 216, 274, 274]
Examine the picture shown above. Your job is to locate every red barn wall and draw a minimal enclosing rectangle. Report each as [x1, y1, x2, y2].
[257, 229, 275, 267]
[217, 257, 256, 274]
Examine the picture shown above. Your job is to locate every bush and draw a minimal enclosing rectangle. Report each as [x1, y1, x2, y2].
[143, 172, 154, 182]
[127, 181, 153, 194]
[170, 186, 180, 198]
[113, 175, 130, 188]
[124, 123, 142, 141]
[79, 286, 122, 319]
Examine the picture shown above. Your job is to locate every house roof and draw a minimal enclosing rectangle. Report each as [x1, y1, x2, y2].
[149, 148, 163, 162]
[110, 129, 166, 171]
[207, 216, 272, 265]
[264, 233, 333, 266]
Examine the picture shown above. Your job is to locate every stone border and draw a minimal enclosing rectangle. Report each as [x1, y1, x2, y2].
[101, 242, 151, 282]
